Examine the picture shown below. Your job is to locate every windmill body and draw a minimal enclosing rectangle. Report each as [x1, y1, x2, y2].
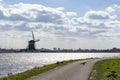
[28, 40, 35, 50]
[28, 31, 39, 51]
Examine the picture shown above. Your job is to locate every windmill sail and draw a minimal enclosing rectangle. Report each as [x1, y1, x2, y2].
[35, 39, 40, 42]
[32, 31, 35, 41]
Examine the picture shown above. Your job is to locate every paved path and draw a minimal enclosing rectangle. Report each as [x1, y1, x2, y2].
[26, 59, 101, 80]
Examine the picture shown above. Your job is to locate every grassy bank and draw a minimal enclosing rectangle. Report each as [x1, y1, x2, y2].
[0, 59, 85, 80]
[91, 58, 120, 80]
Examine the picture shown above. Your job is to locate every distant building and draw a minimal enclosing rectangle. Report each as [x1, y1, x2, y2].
[53, 48, 57, 51]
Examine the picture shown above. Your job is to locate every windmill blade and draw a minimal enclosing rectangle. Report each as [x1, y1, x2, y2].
[35, 39, 40, 42]
[32, 31, 35, 41]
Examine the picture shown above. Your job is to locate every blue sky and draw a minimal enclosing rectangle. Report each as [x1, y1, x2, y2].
[0, 0, 120, 49]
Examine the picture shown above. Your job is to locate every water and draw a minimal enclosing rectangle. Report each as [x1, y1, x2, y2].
[0, 53, 119, 78]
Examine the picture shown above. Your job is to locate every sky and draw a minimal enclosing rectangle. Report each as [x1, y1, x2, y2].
[0, 0, 120, 49]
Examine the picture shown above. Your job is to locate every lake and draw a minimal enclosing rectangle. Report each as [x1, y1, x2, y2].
[0, 53, 119, 78]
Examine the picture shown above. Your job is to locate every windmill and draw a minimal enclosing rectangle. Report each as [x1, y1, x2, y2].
[28, 31, 40, 51]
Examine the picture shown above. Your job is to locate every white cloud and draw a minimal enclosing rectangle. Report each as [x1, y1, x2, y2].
[84, 10, 116, 20]
[66, 12, 77, 17]
[0, 0, 3, 2]
[105, 5, 120, 13]
[0, 3, 119, 37]
[0, 2, 120, 48]
[0, 3, 69, 24]
[56, 7, 64, 11]
[106, 6, 115, 12]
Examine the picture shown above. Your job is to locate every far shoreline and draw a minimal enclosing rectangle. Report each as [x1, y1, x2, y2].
[0, 51, 120, 53]
[1, 47, 120, 53]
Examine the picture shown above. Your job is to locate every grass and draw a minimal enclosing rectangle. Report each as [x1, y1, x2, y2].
[0, 59, 85, 80]
[91, 58, 120, 80]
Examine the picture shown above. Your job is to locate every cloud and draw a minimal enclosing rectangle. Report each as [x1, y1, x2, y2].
[0, 3, 69, 24]
[0, 2, 120, 49]
[0, 2, 71, 33]
[0, 2, 120, 45]
[70, 8, 120, 38]
[66, 12, 77, 17]
[0, 0, 3, 2]
[84, 11, 116, 20]
[105, 5, 120, 13]
[56, 7, 64, 11]
[106, 6, 115, 13]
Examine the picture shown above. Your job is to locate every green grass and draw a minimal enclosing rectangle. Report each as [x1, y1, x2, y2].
[91, 58, 120, 80]
[0, 59, 85, 80]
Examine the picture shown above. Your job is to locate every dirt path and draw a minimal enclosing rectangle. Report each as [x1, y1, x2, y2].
[26, 59, 101, 80]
